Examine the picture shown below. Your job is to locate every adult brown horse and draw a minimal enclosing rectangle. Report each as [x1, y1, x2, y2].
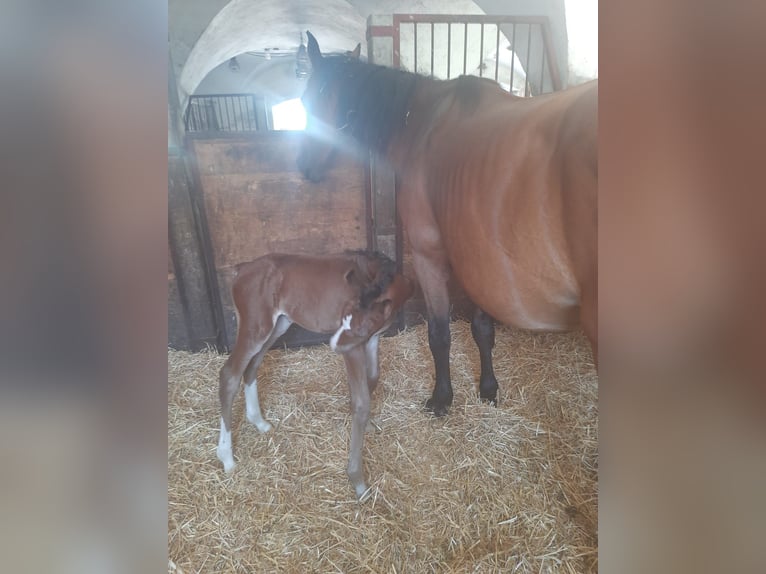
[297, 32, 597, 416]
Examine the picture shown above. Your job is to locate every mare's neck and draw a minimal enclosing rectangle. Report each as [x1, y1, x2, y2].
[381, 77, 442, 172]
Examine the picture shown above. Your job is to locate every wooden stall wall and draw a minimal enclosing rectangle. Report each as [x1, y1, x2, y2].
[188, 131, 370, 349]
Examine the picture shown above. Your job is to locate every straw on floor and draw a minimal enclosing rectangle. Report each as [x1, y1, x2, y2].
[168, 320, 598, 573]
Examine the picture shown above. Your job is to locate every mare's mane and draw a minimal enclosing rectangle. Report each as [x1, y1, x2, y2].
[317, 55, 505, 153]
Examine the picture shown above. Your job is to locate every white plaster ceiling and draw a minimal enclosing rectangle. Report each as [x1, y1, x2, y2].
[169, 0, 596, 108]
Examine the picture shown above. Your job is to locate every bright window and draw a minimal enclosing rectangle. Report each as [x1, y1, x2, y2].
[271, 97, 306, 131]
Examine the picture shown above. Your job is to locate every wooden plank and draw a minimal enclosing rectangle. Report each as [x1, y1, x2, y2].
[200, 171, 367, 267]
[191, 134, 369, 348]
[168, 247, 190, 349]
[168, 154, 221, 350]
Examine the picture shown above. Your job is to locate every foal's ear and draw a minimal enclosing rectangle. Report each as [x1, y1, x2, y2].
[349, 43, 361, 60]
[306, 31, 322, 66]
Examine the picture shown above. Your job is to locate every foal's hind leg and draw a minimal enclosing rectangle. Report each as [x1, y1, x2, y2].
[217, 320, 277, 473]
[342, 344, 372, 499]
[471, 307, 499, 405]
[364, 334, 380, 394]
[242, 315, 291, 433]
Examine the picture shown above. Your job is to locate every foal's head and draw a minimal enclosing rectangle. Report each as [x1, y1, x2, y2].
[296, 32, 361, 182]
[344, 250, 397, 308]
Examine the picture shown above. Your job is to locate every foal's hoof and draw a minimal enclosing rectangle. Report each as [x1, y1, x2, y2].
[424, 397, 451, 417]
[355, 484, 372, 502]
[217, 449, 236, 473]
[253, 420, 273, 433]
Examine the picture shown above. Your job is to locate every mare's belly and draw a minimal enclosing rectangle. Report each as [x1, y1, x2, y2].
[456, 261, 581, 332]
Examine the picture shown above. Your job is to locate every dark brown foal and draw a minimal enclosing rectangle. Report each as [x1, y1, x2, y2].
[216, 251, 413, 499]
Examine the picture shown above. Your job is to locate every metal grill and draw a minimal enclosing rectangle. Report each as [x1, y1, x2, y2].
[184, 94, 263, 133]
[392, 14, 561, 96]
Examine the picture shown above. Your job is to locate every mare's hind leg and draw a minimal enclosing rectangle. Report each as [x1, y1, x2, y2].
[471, 307, 499, 405]
[217, 319, 276, 473]
[242, 315, 291, 433]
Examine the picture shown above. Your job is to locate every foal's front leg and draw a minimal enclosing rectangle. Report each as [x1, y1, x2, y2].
[342, 344, 371, 499]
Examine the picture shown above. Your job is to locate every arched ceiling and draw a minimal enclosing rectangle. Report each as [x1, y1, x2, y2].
[170, 0, 595, 108]
[173, 0, 489, 105]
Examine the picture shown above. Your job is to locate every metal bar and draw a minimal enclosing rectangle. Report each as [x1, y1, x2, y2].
[186, 103, 193, 132]
[463, 22, 468, 75]
[539, 20, 562, 90]
[391, 14, 551, 25]
[494, 24, 500, 82]
[188, 92, 255, 98]
[392, 15, 401, 68]
[237, 96, 245, 131]
[430, 22, 434, 77]
[510, 23, 516, 93]
[216, 98, 225, 131]
[525, 23, 532, 97]
[479, 23, 484, 77]
[230, 97, 237, 131]
[447, 23, 451, 78]
[414, 23, 418, 74]
[540, 39, 547, 94]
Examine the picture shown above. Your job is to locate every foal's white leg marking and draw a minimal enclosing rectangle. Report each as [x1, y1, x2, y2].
[216, 417, 235, 473]
[330, 314, 353, 351]
[244, 381, 272, 433]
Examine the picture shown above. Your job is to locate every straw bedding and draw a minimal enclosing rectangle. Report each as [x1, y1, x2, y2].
[168, 320, 598, 573]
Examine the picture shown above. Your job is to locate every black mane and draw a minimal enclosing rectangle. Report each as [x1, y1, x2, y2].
[319, 56, 420, 153]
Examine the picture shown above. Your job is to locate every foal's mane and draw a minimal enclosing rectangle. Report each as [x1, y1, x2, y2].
[344, 249, 396, 308]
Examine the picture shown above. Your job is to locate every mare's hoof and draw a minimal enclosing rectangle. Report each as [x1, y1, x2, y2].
[424, 397, 451, 417]
[479, 394, 498, 407]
